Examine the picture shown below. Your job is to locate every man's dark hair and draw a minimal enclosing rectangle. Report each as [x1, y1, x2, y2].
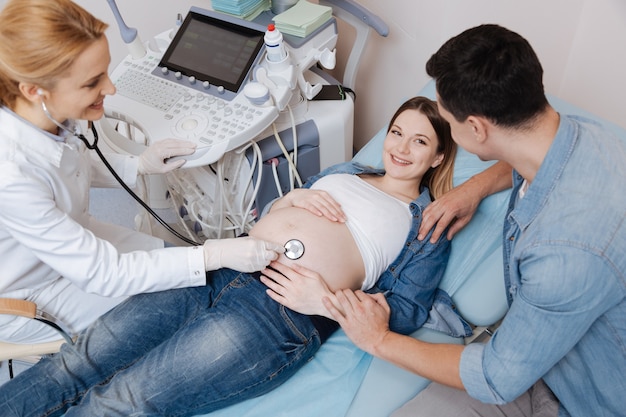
[426, 24, 549, 128]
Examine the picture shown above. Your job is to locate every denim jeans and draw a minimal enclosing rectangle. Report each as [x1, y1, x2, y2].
[1, 269, 324, 416]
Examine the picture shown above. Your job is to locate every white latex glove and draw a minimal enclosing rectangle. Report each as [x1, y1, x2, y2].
[138, 139, 197, 174]
[203, 237, 284, 272]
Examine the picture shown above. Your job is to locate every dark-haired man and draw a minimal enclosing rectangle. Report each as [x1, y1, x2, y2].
[324, 24, 625, 417]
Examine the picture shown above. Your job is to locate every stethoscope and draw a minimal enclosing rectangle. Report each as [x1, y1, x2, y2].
[40, 98, 99, 149]
[40, 97, 202, 246]
[284, 238, 305, 260]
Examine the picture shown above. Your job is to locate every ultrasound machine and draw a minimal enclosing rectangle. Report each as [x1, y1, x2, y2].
[98, 0, 387, 242]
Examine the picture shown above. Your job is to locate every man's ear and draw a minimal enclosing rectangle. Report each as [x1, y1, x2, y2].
[466, 115, 490, 143]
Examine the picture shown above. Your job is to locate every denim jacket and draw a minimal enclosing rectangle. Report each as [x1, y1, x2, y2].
[459, 115, 626, 417]
[305, 162, 471, 337]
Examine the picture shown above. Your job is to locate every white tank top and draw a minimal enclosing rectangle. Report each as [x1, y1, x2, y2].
[311, 174, 412, 290]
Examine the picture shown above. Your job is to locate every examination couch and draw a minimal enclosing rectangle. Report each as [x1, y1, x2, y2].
[193, 81, 626, 417]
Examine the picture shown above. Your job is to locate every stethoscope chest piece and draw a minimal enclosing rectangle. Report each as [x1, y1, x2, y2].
[284, 239, 305, 260]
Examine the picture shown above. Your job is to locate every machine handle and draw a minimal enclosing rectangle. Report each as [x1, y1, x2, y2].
[319, 0, 389, 89]
[106, 0, 146, 59]
[321, 0, 389, 37]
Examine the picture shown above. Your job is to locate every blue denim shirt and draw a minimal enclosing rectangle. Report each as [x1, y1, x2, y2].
[305, 162, 471, 336]
[460, 115, 626, 417]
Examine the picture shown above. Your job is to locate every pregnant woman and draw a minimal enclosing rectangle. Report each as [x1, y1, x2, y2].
[0, 97, 465, 417]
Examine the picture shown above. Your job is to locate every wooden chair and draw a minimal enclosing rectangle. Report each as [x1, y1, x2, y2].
[0, 298, 74, 379]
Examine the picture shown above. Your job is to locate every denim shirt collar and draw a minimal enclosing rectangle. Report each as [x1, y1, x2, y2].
[410, 186, 433, 213]
[509, 115, 577, 231]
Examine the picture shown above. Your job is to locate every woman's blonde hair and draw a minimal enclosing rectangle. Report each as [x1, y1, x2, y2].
[386, 96, 457, 200]
[0, 0, 108, 109]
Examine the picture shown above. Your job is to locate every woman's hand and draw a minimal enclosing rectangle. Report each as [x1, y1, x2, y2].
[271, 189, 346, 223]
[260, 261, 333, 317]
[323, 290, 391, 354]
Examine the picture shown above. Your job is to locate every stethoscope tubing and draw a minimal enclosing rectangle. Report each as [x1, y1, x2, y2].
[85, 125, 202, 246]
[41, 99, 201, 245]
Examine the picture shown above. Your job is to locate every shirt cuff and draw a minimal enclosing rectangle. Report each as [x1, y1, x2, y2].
[460, 342, 503, 403]
[186, 245, 206, 286]
[124, 155, 140, 187]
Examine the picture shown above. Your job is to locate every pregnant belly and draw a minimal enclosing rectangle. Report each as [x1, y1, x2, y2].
[249, 206, 365, 291]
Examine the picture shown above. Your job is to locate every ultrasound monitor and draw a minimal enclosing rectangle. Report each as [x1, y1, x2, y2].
[158, 9, 266, 94]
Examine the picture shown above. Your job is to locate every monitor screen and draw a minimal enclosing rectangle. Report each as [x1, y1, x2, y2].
[159, 11, 265, 93]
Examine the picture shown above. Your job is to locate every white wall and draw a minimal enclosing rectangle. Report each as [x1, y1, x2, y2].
[65, 0, 214, 69]
[338, 0, 626, 149]
[3, 0, 623, 150]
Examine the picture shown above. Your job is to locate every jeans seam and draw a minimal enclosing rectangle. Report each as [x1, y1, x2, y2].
[278, 305, 310, 344]
[40, 388, 88, 417]
[39, 354, 137, 417]
[175, 284, 317, 416]
[177, 334, 316, 417]
[211, 271, 252, 306]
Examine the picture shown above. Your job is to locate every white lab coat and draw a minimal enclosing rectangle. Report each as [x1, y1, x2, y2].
[0, 108, 205, 343]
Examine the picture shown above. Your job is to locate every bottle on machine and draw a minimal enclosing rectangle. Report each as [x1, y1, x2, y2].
[264, 24, 287, 62]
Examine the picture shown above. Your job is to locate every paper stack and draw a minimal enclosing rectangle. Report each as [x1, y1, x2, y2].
[212, 0, 271, 21]
[273, 0, 333, 38]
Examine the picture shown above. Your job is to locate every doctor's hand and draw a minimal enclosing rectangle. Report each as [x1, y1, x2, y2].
[203, 237, 283, 273]
[323, 290, 391, 354]
[271, 189, 346, 223]
[260, 261, 333, 317]
[138, 138, 197, 175]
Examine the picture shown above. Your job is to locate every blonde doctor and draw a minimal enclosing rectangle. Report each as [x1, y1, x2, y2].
[0, 0, 283, 344]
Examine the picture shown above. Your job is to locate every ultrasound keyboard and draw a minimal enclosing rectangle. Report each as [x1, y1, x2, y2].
[105, 54, 278, 168]
[114, 69, 185, 112]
